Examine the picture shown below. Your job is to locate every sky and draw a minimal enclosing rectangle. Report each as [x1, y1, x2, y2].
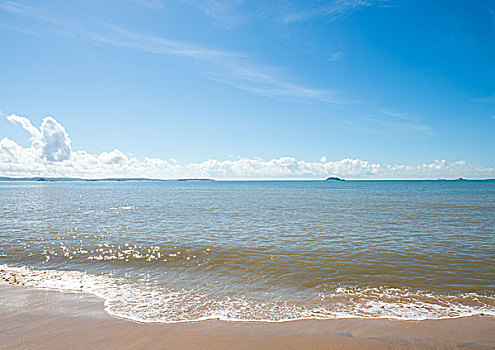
[0, 0, 494, 179]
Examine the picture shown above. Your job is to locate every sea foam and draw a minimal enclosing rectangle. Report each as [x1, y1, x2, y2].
[1, 264, 494, 323]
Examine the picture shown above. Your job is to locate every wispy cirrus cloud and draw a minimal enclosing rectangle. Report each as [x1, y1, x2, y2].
[87, 22, 347, 102]
[87, 23, 243, 60]
[0, 1, 426, 127]
[182, 0, 250, 29]
[379, 109, 409, 118]
[181, 0, 392, 28]
[281, 0, 392, 24]
[348, 113, 432, 136]
[329, 51, 344, 61]
[0, 0, 64, 24]
[339, 108, 432, 135]
[0, 1, 341, 103]
[131, 0, 165, 10]
[378, 109, 432, 133]
[201, 59, 344, 102]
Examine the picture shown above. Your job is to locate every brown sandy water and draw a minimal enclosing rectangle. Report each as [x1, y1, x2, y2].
[0, 180, 494, 322]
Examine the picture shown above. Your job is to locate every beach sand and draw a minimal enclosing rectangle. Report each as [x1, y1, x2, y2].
[1, 285, 494, 349]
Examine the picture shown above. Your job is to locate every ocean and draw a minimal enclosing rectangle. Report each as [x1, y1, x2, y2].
[1, 180, 494, 322]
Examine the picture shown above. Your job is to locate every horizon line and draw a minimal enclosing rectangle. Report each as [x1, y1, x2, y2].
[1, 176, 493, 182]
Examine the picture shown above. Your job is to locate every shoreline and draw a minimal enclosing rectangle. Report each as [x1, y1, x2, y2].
[2, 264, 494, 323]
[1, 285, 494, 349]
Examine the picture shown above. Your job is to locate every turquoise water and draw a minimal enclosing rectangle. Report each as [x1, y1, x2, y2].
[1, 180, 494, 322]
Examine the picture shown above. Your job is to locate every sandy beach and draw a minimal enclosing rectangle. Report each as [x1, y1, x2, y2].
[2, 0, 495, 347]
[1, 285, 494, 350]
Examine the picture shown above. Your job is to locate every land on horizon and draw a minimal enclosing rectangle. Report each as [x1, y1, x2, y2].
[0, 176, 494, 182]
[1, 1, 494, 349]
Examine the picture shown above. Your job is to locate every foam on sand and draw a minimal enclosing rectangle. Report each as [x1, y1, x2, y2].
[1, 264, 494, 323]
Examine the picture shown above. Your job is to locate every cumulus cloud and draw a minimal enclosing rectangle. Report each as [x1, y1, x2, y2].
[98, 149, 128, 165]
[39, 117, 72, 161]
[1, 114, 494, 180]
[6, 114, 42, 146]
[5, 114, 71, 162]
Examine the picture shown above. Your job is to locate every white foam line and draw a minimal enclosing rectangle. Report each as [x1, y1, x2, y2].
[1, 264, 494, 324]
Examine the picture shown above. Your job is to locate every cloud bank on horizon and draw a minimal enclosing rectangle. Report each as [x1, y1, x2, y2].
[1, 113, 494, 180]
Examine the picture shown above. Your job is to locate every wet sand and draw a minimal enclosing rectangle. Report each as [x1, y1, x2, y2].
[1, 285, 494, 349]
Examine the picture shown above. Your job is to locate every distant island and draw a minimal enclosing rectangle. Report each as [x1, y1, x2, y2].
[0, 177, 215, 182]
[325, 176, 345, 181]
[1, 176, 494, 182]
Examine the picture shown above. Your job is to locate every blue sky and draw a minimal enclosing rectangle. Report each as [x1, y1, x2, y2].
[0, 0, 494, 179]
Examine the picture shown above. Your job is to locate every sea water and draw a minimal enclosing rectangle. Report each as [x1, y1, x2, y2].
[1, 180, 494, 322]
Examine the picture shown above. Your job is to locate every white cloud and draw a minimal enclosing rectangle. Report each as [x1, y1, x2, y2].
[183, 0, 390, 27]
[0, 2, 340, 104]
[329, 51, 344, 62]
[1, 114, 494, 179]
[89, 23, 242, 60]
[98, 149, 128, 165]
[131, 0, 164, 10]
[282, 0, 390, 24]
[87, 23, 344, 103]
[183, 0, 248, 29]
[0, 0, 64, 25]
[0, 137, 45, 175]
[39, 117, 72, 162]
[6, 114, 42, 142]
[5, 114, 71, 162]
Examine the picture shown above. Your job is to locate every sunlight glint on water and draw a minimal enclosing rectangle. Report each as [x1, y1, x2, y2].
[1, 180, 494, 322]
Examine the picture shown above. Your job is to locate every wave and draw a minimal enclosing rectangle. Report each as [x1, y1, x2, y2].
[108, 205, 137, 210]
[1, 264, 494, 323]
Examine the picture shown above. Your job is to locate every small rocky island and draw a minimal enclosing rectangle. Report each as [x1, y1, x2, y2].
[325, 176, 345, 181]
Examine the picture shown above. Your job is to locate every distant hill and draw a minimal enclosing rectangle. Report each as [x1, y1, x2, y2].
[0, 177, 215, 182]
[0, 176, 84, 182]
[325, 176, 345, 181]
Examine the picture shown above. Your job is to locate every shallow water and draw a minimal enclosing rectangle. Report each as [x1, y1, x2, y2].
[1, 180, 494, 322]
